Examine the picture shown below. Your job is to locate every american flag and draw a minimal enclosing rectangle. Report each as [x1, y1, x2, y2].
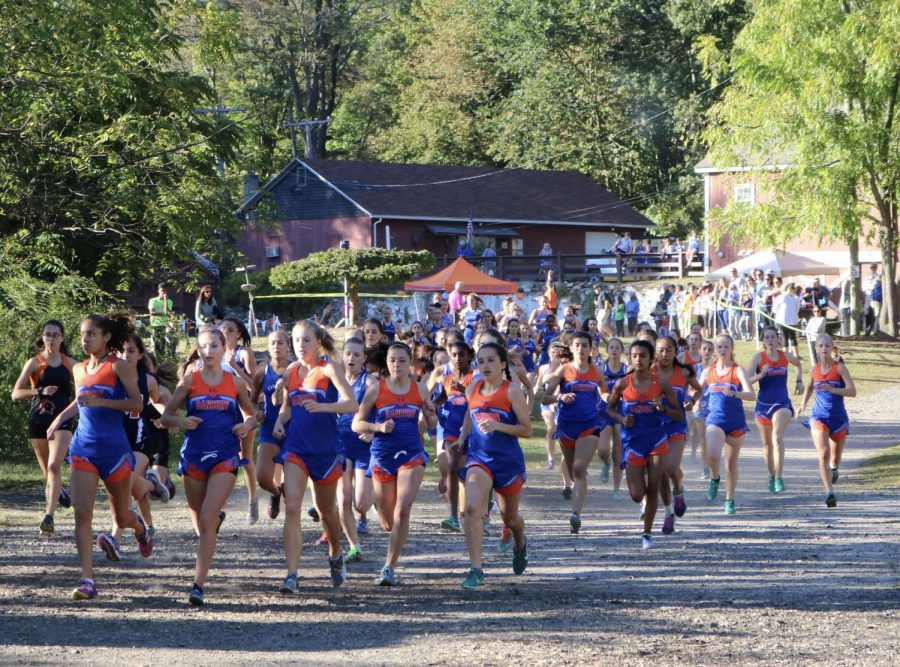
[466, 210, 474, 246]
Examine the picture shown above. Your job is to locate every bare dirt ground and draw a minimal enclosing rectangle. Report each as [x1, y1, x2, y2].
[1, 387, 898, 666]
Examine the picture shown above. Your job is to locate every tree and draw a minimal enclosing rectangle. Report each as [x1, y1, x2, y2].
[0, 0, 241, 290]
[703, 0, 899, 335]
[269, 248, 435, 325]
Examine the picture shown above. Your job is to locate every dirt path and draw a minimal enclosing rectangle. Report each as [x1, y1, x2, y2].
[1, 388, 898, 666]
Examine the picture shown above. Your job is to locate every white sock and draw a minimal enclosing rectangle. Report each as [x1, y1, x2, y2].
[664, 502, 674, 516]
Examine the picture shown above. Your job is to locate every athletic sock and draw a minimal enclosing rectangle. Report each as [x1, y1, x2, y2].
[83, 578, 95, 586]
[664, 502, 674, 516]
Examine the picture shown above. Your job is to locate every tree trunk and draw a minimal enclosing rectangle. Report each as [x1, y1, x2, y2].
[878, 214, 898, 336]
[848, 236, 863, 335]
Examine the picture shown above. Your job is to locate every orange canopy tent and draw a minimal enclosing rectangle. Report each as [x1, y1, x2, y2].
[404, 257, 518, 294]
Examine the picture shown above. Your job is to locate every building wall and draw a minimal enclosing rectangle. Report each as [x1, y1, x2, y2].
[704, 171, 880, 273]
[238, 216, 372, 269]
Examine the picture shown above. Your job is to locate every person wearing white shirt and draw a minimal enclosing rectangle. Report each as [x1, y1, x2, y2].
[773, 283, 801, 356]
[805, 307, 827, 365]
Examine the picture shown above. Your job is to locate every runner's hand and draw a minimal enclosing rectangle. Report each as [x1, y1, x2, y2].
[184, 416, 203, 430]
[380, 419, 395, 434]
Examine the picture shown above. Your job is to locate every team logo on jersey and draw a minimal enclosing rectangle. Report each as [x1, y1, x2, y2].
[200, 452, 219, 462]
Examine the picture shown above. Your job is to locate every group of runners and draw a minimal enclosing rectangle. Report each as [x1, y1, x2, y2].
[11, 296, 857, 603]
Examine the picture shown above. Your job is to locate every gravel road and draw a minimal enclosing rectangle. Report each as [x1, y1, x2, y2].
[1, 386, 898, 665]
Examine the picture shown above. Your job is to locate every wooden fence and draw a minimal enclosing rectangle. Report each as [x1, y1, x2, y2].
[437, 251, 705, 284]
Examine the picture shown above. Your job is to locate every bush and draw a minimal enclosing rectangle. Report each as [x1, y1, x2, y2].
[0, 270, 110, 458]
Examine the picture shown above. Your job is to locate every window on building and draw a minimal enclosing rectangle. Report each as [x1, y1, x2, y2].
[733, 183, 756, 206]
[510, 238, 524, 256]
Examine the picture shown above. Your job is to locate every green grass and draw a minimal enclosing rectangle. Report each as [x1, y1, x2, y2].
[0, 458, 50, 490]
[853, 443, 900, 489]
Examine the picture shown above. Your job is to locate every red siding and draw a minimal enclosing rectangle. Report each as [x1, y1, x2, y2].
[239, 216, 372, 268]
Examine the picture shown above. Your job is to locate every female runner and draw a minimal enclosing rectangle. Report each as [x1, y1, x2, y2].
[221, 317, 259, 524]
[363, 318, 387, 347]
[145, 352, 178, 500]
[537, 343, 573, 495]
[106, 335, 169, 558]
[11, 320, 76, 536]
[381, 307, 398, 342]
[542, 332, 610, 534]
[161, 325, 256, 605]
[691, 340, 715, 479]
[599, 338, 628, 499]
[45, 314, 149, 600]
[250, 330, 292, 520]
[535, 314, 560, 366]
[336, 337, 378, 561]
[701, 334, 755, 514]
[606, 340, 682, 549]
[654, 336, 702, 534]
[460, 294, 483, 345]
[797, 334, 856, 507]
[352, 342, 437, 586]
[747, 326, 803, 494]
[272, 322, 358, 593]
[426, 340, 474, 533]
[456, 343, 531, 588]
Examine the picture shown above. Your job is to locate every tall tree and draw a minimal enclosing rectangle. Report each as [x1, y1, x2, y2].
[0, 0, 241, 290]
[704, 0, 899, 334]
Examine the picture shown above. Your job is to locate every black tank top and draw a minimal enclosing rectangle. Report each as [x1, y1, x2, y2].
[28, 357, 74, 425]
[123, 370, 150, 447]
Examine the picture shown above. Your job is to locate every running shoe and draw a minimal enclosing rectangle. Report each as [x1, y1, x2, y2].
[831, 466, 840, 484]
[316, 531, 329, 546]
[706, 477, 720, 501]
[267, 492, 281, 520]
[512, 539, 528, 575]
[71, 578, 97, 600]
[135, 516, 153, 558]
[279, 572, 299, 595]
[216, 510, 226, 534]
[58, 488, 72, 509]
[826, 493, 837, 508]
[461, 567, 484, 589]
[188, 583, 204, 606]
[96, 532, 122, 562]
[562, 486, 573, 500]
[498, 526, 512, 553]
[356, 517, 369, 535]
[673, 492, 687, 518]
[662, 512, 675, 535]
[774, 478, 785, 493]
[641, 534, 656, 550]
[546, 458, 555, 471]
[329, 551, 347, 588]
[164, 477, 177, 500]
[40, 514, 54, 537]
[441, 515, 461, 532]
[768, 475, 776, 494]
[247, 500, 259, 526]
[569, 512, 581, 534]
[612, 489, 625, 501]
[145, 470, 170, 502]
[307, 506, 320, 523]
[701, 468, 710, 480]
[345, 546, 363, 563]
[724, 499, 736, 515]
[378, 565, 397, 586]
[600, 462, 610, 484]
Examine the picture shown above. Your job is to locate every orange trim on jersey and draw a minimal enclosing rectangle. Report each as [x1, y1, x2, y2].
[625, 440, 669, 467]
[30, 354, 74, 388]
[466, 462, 524, 497]
[374, 379, 423, 410]
[621, 374, 662, 403]
[188, 368, 238, 400]
[70, 455, 133, 483]
[288, 359, 331, 393]
[810, 419, 848, 440]
[709, 363, 741, 387]
[559, 427, 601, 448]
[75, 355, 118, 391]
[812, 363, 842, 384]
[469, 379, 513, 413]
[562, 363, 600, 385]
[371, 454, 427, 483]
[184, 459, 238, 480]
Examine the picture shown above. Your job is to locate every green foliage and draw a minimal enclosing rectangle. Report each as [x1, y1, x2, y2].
[704, 0, 899, 332]
[270, 248, 435, 289]
[0, 242, 111, 457]
[0, 0, 241, 290]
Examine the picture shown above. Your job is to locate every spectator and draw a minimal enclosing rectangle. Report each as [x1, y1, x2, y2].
[543, 269, 558, 314]
[682, 283, 697, 330]
[194, 283, 221, 327]
[625, 293, 640, 335]
[448, 281, 465, 318]
[659, 238, 674, 260]
[652, 297, 668, 335]
[669, 284, 684, 333]
[481, 242, 497, 275]
[456, 240, 473, 258]
[539, 242, 554, 276]
[838, 278, 852, 336]
[685, 230, 701, 268]
[806, 277, 831, 311]
[613, 295, 626, 336]
[620, 232, 634, 253]
[805, 306, 827, 365]
[773, 281, 801, 356]
[148, 282, 173, 355]
[864, 263, 881, 334]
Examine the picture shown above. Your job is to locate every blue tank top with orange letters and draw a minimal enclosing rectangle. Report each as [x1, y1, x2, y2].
[370, 379, 423, 459]
[71, 356, 130, 457]
[756, 350, 790, 406]
[467, 380, 523, 467]
[182, 370, 241, 457]
[557, 363, 602, 424]
[811, 363, 847, 423]
[285, 359, 339, 456]
[619, 374, 664, 445]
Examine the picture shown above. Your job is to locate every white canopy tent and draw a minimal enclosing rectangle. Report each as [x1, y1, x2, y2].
[708, 250, 841, 279]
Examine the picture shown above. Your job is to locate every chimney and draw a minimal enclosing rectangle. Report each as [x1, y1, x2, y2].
[243, 171, 260, 205]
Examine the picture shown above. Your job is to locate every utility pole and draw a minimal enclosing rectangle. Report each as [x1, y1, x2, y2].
[195, 105, 246, 175]
[283, 118, 330, 159]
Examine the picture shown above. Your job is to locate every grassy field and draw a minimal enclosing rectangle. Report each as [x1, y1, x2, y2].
[853, 443, 900, 489]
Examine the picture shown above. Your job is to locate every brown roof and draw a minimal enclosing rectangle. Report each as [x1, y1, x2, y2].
[300, 159, 653, 228]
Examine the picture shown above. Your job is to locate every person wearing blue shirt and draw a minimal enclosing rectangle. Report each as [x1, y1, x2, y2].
[625, 293, 641, 335]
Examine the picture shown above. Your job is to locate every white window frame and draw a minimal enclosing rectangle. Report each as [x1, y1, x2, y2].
[265, 245, 281, 258]
[510, 238, 524, 256]
[733, 182, 756, 206]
